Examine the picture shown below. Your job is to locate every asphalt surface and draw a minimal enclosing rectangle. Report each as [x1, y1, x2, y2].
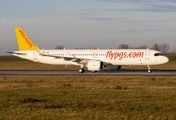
[0, 70, 176, 76]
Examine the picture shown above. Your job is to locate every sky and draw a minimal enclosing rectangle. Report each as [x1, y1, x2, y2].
[0, 0, 176, 55]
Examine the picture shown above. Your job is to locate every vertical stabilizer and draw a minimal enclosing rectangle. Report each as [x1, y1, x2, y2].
[15, 28, 41, 54]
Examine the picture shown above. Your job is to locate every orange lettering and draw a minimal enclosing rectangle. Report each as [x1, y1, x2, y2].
[19, 29, 33, 48]
[106, 51, 144, 60]
[118, 52, 123, 60]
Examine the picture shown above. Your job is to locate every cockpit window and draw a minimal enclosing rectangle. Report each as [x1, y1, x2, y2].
[154, 53, 164, 56]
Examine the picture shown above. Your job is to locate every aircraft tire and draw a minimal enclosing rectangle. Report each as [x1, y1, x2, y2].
[78, 68, 85, 73]
[117, 66, 122, 70]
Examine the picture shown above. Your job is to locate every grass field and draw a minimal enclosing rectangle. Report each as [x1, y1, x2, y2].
[0, 75, 176, 120]
[0, 56, 176, 119]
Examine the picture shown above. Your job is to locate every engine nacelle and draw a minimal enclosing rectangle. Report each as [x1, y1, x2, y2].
[86, 60, 103, 71]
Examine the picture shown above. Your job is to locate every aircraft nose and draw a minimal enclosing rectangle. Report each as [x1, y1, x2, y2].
[164, 56, 169, 63]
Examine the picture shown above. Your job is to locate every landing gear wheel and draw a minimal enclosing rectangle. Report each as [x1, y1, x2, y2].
[78, 68, 85, 73]
[147, 65, 152, 73]
[117, 66, 122, 70]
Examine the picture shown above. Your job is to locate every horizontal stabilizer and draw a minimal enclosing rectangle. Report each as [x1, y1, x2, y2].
[6, 51, 27, 55]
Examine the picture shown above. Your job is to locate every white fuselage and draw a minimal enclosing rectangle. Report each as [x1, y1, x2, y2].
[13, 49, 169, 66]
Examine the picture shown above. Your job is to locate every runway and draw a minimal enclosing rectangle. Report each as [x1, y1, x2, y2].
[0, 70, 176, 76]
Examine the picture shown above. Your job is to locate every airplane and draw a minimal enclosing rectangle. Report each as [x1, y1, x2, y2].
[8, 28, 169, 73]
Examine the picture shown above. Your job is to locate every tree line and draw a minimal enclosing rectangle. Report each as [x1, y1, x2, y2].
[55, 43, 176, 54]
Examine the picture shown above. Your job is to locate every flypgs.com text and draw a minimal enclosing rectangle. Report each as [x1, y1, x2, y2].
[106, 50, 144, 60]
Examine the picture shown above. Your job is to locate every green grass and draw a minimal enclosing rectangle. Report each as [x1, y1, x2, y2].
[0, 56, 27, 61]
[168, 54, 176, 61]
[0, 75, 176, 120]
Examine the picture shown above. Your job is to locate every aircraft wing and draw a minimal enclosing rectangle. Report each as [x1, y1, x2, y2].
[42, 54, 100, 62]
[42, 54, 111, 66]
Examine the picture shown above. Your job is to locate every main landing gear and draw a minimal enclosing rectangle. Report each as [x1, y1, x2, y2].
[78, 64, 85, 73]
[78, 68, 85, 73]
[147, 65, 152, 73]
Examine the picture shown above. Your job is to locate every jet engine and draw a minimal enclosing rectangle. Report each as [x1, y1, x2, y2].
[86, 60, 103, 72]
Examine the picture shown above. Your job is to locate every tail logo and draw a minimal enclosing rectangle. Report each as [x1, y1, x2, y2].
[19, 29, 33, 48]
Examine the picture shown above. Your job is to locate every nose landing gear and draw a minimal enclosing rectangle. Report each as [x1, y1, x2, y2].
[147, 65, 152, 73]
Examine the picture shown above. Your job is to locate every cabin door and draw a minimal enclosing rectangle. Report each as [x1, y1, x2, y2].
[65, 52, 70, 57]
[145, 51, 150, 60]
